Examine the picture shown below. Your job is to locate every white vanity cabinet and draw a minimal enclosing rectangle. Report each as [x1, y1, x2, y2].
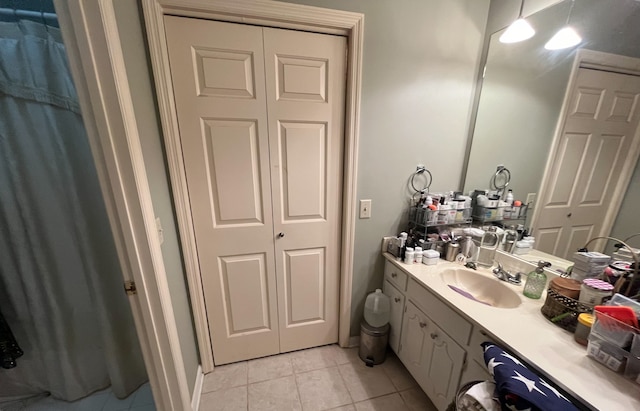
[383, 259, 492, 411]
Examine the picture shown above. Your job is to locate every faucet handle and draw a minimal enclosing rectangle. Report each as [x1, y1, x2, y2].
[492, 262, 503, 274]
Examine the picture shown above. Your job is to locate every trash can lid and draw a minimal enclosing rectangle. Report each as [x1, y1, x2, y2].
[360, 320, 390, 336]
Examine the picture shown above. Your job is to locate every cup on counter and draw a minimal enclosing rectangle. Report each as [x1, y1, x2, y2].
[445, 243, 460, 262]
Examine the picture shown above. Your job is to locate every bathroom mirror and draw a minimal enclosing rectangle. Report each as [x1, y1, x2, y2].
[463, 0, 640, 249]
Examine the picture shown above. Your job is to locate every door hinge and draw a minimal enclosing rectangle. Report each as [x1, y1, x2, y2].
[124, 280, 137, 296]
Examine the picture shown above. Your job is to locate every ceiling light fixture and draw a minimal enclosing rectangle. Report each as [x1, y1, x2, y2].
[499, 0, 535, 43]
[545, 0, 582, 50]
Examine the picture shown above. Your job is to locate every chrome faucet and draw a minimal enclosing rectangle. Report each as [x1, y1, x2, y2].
[492, 263, 522, 285]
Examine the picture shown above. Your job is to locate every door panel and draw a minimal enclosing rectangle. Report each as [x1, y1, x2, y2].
[276, 56, 328, 102]
[535, 68, 640, 259]
[545, 133, 589, 207]
[427, 331, 465, 411]
[278, 122, 327, 220]
[219, 254, 272, 334]
[264, 27, 346, 352]
[399, 302, 429, 377]
[284, 248, 325, 324]
[193, 47, 256, 98]
[580, 134, 624, 205]
[203, 119, 265, 226]
[537, 227, 562, 255]
[164, 16, 279, 365]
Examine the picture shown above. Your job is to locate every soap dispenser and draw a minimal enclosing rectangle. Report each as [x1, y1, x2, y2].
[523, 261, 552, 299]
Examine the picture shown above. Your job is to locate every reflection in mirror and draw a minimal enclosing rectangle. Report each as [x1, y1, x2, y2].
[464, 0, 640, 253]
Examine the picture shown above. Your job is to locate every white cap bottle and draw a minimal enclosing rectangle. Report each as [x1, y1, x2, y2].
[505, 189, 514, 205]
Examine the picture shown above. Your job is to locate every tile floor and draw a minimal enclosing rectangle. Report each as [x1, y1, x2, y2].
[0, 382, 155, 411]
[199, 345, 438, 411]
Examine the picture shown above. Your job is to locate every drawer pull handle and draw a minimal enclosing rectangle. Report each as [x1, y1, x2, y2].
[419, 321, 427, 328]
[391, 272, 397, 278]
[430, 333, 438, 340]
[394, 297, 401, 303]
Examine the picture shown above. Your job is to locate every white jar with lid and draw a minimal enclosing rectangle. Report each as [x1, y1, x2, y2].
[404, 248, 415, 265]
[579, 278, 614, 305]
[422, 249, 439, 265]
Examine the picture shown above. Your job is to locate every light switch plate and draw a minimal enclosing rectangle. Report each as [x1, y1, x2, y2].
[359, 199, 372, 219]
[526, 192, 536, 206]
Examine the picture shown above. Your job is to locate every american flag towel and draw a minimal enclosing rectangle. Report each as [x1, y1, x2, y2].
[482, 342, 579, 411]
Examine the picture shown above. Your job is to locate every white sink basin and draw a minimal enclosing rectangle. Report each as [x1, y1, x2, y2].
[440, 268, 522, 309]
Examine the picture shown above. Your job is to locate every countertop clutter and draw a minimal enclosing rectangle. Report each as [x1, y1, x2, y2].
[383, 253, 640, 411]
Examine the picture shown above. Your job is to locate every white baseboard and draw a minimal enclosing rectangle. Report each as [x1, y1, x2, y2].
[348, 336, 360, 347]
[191, 365, 204, 411]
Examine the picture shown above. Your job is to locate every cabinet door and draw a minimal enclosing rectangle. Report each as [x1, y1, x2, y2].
[399, 301, 466, 411]
[424, 322, 466, 411]
[398, 301, 430, 380]
[383, 280, 405, 353]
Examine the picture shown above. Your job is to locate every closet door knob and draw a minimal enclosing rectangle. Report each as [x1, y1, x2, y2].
[430, 333, 438, 340]
[419, 321, 427, 328]
[278, 232, 285, 238]
[395, 297, 401, 303]
[391, 272, 397, 278]
[567, 213, 572, 218]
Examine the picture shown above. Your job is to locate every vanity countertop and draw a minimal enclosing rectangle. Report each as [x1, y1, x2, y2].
[383, 253, 640, 411]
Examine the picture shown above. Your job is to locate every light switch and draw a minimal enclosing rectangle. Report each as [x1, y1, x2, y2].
[526, 193, 536, 206]
[360, 199, 372, 219]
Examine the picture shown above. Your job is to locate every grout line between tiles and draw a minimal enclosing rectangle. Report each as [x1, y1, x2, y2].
[335, 362, 355, 406]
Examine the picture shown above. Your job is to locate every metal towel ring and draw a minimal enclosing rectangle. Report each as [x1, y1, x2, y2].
[490, 165, 511, 195]
[410, 166, 432, 193]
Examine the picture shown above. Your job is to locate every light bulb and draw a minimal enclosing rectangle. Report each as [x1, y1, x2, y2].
[499, 19, 535, 44]
[545, 27, 582, 50]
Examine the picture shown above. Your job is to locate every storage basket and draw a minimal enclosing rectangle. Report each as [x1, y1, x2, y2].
[587, 311, 640, 384]
[541, 288, 594, 332]
[446, 380, 493, 411]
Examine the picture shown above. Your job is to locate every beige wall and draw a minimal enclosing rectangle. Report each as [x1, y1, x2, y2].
[112, 1, 199, 395]
[281, 0, 490, 335]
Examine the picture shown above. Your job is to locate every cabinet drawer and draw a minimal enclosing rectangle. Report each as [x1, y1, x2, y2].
[383, 280, 405, 353]
[468, 325, 497, 368]
[407, 278, 472, 345]
[384, 260, 408, 291]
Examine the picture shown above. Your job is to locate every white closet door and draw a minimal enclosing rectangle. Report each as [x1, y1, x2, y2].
[164, 16, 279, 365]
[263, 28, 346, 352]
[535, 68, 640, 258]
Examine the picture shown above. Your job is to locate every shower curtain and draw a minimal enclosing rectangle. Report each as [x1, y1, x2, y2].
[0, 20, 147, 401]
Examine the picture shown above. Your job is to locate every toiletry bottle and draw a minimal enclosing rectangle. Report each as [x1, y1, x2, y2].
[523, 261, 552, 299]
[505, 189, 514, 205]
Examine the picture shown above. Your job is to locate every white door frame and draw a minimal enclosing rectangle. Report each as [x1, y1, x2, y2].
[141, 0, 364, 372]
[55, 1, 192, 410]
[531, 49, 640, 249]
